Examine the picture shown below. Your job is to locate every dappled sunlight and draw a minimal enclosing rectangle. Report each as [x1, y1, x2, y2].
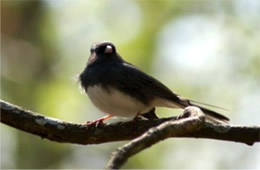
[1, 0, 260, 169]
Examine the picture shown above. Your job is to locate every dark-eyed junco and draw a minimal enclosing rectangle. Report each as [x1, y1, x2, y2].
[79, 42, 229, 124]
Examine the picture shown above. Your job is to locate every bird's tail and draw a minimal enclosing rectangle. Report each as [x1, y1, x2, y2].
[162, 97, 230, 124]
[173, 98, 230, 124]
[189, 103, 230, 124]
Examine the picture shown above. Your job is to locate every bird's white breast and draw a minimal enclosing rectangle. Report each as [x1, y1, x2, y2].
[87, 85, 152, 117]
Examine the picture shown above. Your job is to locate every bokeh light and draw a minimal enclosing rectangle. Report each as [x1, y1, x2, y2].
[1, 0, 260, 169]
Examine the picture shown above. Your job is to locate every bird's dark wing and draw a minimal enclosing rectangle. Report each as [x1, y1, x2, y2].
[107, 62, 187, 105]
[108, 62, 229, 122]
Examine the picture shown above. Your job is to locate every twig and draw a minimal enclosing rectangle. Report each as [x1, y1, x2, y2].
[106, 107, 205, 169]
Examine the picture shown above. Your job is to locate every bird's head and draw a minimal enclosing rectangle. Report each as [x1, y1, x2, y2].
[91, 42, 116, 55]
[87, 41, 122, 65]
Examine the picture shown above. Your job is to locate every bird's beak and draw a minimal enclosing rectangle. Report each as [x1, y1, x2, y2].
[104, 45, 113, 54]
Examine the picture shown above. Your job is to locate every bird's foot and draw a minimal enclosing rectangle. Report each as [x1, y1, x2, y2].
[86, 115, 112, 127]
[131, 113, 142, 132]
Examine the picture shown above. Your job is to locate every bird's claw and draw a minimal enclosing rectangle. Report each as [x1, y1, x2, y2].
[85, 115, 112, 127]
[86, 119, 104, 127]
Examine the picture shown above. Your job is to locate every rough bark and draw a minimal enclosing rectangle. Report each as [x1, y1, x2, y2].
[1, 100, 259, 146]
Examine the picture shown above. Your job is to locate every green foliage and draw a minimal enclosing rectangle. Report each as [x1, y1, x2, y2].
[1, 0, 260, 169]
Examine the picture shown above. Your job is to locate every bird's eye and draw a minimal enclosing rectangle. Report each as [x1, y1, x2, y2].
[104, 45, 113, 54]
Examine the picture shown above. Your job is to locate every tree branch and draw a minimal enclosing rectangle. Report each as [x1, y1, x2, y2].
[1, 99, 260, 146]
[106, 107, 205, 169]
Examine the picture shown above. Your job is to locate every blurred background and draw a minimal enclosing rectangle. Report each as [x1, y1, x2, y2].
[1, 0, 260, 169]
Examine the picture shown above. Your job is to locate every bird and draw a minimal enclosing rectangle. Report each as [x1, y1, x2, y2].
[79, 41, 229, 125]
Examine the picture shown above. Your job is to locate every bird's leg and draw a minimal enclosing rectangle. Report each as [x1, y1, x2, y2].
[133, 112, 141, 121]
[141, 108, 159, 120]
[131, 112, 142, 132]
[86, 115, 112, 126]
